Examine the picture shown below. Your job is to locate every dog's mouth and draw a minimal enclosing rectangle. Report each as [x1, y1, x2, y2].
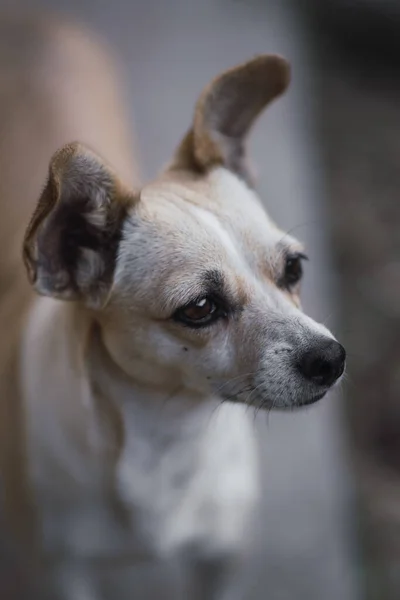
[297, 390, 327, 407]
[218, 385, 328, 410]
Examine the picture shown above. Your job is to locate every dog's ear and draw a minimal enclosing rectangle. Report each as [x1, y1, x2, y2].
[172, 54, 290, 185]
[23, 142, 134, 308]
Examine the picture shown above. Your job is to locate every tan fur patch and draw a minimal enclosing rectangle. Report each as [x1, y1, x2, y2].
[0, 15, 138, 548]
[171, 55, 290, 184]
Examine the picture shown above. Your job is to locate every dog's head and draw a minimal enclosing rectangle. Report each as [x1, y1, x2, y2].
[23, 55, 345, 409]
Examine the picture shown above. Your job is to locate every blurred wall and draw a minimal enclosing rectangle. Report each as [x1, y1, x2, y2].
[306, 1, 400, 598]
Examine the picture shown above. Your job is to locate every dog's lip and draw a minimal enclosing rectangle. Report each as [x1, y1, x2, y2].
[218, 388, 329, 409]
[298, 390, 327, 407]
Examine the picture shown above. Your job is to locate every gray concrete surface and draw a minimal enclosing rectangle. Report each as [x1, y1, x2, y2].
[12, 0, 360, 598]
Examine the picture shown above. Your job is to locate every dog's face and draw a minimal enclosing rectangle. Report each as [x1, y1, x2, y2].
[23, 55, 345, 409]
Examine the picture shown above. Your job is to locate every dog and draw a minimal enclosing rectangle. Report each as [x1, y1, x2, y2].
[1, 45, 346, 600]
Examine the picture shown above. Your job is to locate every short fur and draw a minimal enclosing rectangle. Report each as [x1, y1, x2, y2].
[0, 22, 344, 600]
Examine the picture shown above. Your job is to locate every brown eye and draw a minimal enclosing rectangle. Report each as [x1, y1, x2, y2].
[183, 297, 215, 321]
[174, 296, 226, 328]
[282, 253, 307, 288]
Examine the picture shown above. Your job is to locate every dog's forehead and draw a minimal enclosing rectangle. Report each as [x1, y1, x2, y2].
[139, 167, 298, 256]
[116, 167, 304, 308]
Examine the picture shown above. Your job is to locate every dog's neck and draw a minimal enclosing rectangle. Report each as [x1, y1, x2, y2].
[87, 317, 220, 461]
[21, 296, 259, 556]
[22, 297, 220, 488]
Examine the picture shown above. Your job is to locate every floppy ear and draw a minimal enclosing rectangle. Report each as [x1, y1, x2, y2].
[23, 142, 134, 308]
[172, 54, 290, 185]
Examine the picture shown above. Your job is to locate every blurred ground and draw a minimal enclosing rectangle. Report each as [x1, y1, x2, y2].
[1, 1, 361, 598]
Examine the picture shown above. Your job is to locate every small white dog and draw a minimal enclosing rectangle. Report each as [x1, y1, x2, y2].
[6, 54, 345, 599]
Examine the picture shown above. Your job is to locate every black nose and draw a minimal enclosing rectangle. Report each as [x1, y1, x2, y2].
[297, 339, 346, 387]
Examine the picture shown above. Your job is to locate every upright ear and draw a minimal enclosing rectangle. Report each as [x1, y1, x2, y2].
[23, 142, 134, 308]
[171, 54, 290, 185]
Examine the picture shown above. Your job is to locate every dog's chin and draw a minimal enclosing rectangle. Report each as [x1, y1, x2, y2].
[221, 389, 328, 411]
[260, 390, 328, 411]
[296, 390, 327, 408]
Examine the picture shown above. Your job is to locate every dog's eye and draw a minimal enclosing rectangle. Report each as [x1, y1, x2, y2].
[282, 253, 308, 288]
[183, 297, 215, 320]
[174, 296, 225, 328]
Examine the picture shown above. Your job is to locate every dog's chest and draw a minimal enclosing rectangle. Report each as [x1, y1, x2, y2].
[21, 298, 260, 560]
[115, 399, 260, 557]
[28, 400, 260, 561]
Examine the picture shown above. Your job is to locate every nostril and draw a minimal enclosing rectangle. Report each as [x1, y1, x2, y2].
[310, 357, 334, 385]
[299, 352, 334, 385]
[297, 340, 346, 387]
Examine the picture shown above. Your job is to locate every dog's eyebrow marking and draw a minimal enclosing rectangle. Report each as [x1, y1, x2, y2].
[202, 269, 226, 297]
[163, 268, 237, 315]
[201, 269, 245, 313]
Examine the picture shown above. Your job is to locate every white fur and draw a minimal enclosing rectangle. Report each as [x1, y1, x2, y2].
[192, 205, 242, 263]
[21, 168, 335, 565]
[21, 295, 259, 565]
[14, 54, 345, 600]
[20, 164, 342, 600]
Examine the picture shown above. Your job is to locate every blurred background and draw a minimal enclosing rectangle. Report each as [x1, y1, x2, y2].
[1, 0, 399, 598]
